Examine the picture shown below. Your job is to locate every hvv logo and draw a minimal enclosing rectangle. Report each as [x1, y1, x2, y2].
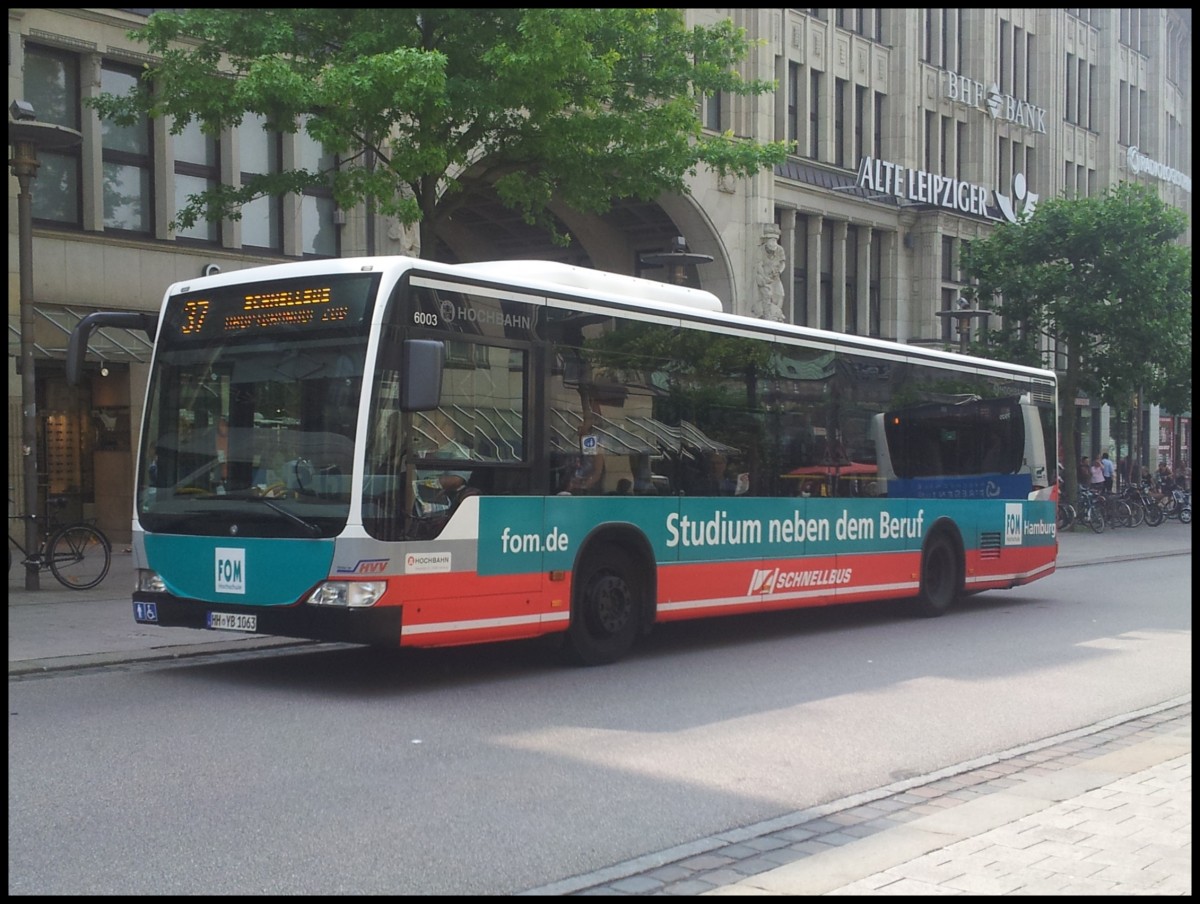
[1004, 504, 1024, 546]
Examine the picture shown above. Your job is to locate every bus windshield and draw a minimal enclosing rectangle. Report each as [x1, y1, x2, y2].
[136, 273, 378, 538]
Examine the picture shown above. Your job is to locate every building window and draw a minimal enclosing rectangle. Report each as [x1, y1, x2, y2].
[845, 226, 858, 335]
[297, 118, 338, 257]
[999, 19, 1011, 96]
[941, 235, 956, 282]
[173, 119, 220, 244]
[24, 44, 82, 227]
[820, 230, 833, 331]
[239, 112, 283, 252]
[809, 71, 822, 159]
[1013, 26, 1026, 100]
[704, 92, 722, 131]
[788, 62, 800, 151]
[100, 62, 153, 235]
[868, 237, 881, 338]
[940, 115, 951, 173]
[834, 78, 846, 168]
[1065, 53, 1077, 124]
[854, 85, 865, 165]
[924, 110, 936, 172]
[954, 9, 965, 72]
[793, 217, 808, 328]
[1085, 63, 1095, 130]
[873, 91, 884, 159]
[955, 121, 966, 180]
[1118, 80, 1128, 145]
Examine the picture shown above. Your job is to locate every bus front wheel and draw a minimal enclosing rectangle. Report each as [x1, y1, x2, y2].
[913, 532, 960, 618]
[564, 546, 643, 666]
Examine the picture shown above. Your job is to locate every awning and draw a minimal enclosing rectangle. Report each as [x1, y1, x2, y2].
[8, 305, 155, 365]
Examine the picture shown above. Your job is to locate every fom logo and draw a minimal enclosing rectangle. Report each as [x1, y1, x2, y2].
[1004, 503, 1024, 546]
[748, 568, 779, 595]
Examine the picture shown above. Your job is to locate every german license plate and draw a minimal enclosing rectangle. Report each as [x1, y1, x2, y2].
[207, 612, 257, 632]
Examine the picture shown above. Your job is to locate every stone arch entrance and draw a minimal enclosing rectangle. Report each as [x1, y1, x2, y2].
[430, 183, 730, 309]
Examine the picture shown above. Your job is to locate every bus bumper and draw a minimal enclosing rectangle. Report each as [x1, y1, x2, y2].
[132, 594, 403, 647]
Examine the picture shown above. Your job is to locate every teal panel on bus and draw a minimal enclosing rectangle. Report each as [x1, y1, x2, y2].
[144, 534, 335, 605]
[474, 496, 1055, 577]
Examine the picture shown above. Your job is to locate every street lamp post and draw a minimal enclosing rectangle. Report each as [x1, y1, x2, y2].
[639, 235, 714, 286]
[8, 100, 82, 589]
[935, 296, 990, 356]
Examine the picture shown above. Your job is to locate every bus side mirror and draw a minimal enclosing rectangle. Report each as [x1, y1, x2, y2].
[66, 311, 159, 386]
[400, 339, 444, 411]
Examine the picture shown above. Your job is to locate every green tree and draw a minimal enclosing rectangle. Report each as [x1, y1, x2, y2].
[962, 182, 1191, 501]
[89, 8, 788, 253]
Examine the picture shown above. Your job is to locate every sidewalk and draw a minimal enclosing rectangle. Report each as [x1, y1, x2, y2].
[10, 522, 1192, 896]
[7, 547, 313, 674]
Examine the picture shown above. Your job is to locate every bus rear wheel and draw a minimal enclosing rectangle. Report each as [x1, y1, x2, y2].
[564, 546, 643, 666]
[912, 532, 959, 618]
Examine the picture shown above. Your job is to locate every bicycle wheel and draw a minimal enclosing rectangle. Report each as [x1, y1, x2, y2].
[1110, 499, 1134, 528]
[1086, 505, 1105, 533]
[1142, 496, 1164, 526]
[1056, 502, 1076, 532]
[1124, 497, 1145, 527]
[48, 524, 111, 590]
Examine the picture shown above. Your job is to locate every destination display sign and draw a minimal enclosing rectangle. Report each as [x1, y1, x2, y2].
[165, 274, 377, 340]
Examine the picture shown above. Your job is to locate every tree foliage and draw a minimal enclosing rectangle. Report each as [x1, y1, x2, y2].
[89, 8, 788, 253]
[961, 182, 1191, 498]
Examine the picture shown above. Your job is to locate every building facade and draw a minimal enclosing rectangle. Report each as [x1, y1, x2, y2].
[8, 8, 1192, 542]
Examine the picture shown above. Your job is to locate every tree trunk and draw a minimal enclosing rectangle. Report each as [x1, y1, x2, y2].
[1058, 351, 1081, 503]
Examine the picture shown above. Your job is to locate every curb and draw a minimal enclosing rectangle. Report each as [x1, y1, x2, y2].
[7, 636, 318, 677]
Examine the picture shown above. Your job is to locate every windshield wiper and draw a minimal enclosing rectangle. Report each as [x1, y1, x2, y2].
[244, 496, 323, 537]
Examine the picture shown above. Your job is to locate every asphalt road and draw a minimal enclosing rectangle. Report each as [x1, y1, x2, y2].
[8, 546, 1191, 895]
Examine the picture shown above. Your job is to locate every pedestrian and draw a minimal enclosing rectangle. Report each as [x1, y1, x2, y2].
[1077, 456, 1090, 488]
[1100, 451, 1114, 494]
[1090, 457, 1105, 494]
[1155, 461, 1175, 496]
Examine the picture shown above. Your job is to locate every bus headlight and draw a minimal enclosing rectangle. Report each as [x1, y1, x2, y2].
[306, 581, 386, 608]
[137, 569, 166, 593]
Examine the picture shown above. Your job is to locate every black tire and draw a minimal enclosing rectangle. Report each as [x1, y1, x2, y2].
[48, 525, 111, 590]
[1142, 497, 1164, 526]
[564, 546, 644, 666]
[1124, 498, 1145, 527]
[912, 532, 959, 618]
[1109, 498, 1133, 528]
[1181, 506, 1192, 525]
[1086, 505, 1105, 533]
[1056, 502, 1075, 532]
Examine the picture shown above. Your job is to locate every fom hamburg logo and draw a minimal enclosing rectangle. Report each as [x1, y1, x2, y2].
[1004, 503, 1024, 545]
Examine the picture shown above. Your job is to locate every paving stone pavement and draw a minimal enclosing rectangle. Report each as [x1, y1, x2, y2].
[524, 699, 1190, 896]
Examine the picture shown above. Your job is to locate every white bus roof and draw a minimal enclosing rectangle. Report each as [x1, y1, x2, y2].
[163, 256, 1054, 382]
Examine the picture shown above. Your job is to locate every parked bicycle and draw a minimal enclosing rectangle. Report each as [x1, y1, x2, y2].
[8, 495, 112, 590]
[1123, 481, 1163, 527]
[1075, 486, 1106, 533]
[1098, 490, 1135, 529]
[1158, 487, 1192, 524]
[1114, 484, 1145, 527]
[1056, 494, 1076, 532]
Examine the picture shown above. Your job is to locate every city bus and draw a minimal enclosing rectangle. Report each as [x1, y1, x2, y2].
[68, 256, 1058, 665]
